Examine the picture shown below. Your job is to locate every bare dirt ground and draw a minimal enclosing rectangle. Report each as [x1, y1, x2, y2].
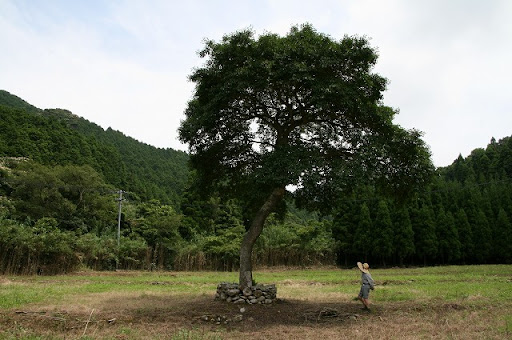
[1, 292, 508, 339]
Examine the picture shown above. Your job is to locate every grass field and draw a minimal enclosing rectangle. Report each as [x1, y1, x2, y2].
[1, 265, 511, 339]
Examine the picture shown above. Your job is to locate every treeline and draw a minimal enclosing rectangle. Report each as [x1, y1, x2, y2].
[0, 160, 333, 274]
[0, 90, 511, 275]
[2, 136, 509, 275]
[334, 136, 512, 266]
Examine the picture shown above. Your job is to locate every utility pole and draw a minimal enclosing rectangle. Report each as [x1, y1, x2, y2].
[115, 190, 126, 271]
[115, 190, 126, 247]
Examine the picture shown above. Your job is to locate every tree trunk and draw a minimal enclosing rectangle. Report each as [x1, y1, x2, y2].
[239, 186, 286, 289]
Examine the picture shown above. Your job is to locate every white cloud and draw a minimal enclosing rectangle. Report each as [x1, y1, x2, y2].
[1, 0, 511, 165]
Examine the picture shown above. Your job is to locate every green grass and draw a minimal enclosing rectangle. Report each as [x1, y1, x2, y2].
[0, 271, 240, 309]
[1, 265, 511, 340]
[1, 265, 511, 310]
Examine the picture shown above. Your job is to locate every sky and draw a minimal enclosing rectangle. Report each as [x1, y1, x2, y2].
[1, 0, 511, 167]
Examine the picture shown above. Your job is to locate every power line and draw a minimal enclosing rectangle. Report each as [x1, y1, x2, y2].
[323, 177, 512, 205]
[427, 177, 512, 193]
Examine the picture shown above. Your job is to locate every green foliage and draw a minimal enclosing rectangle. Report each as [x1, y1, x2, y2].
[412, 203, 438, 264]
[74, 233, 117, 270]
[9, 162, 115, 233]
[455, 209, 473, 263]
[435, 208, 461, 264]
[255, 214, 336, 266]
[0, 90, 41, 114]
[2, 90, 512, 272]
[0, 216, 79, 274]
[0, 91, 189, 207]
[0, 214, 155, 274]
[132, 200, 183, 269]
[352, 203, 372, 261]
[331, 198, 359, 266]
[179, 24, 432, 287]
[494, 208, 512, 263]
[175, 198, 245, 271]
[180, 23, 433, 216]
[118, 236, 149, 270]
[89, 127, 189, 206]
[372, 200, 394, 264]
[472, 209, 492, 263]
[393, 206, 415, 265]
[201, 204, 244, 266]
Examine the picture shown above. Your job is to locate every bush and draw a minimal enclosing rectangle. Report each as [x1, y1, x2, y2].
[0, 217, 80, 275]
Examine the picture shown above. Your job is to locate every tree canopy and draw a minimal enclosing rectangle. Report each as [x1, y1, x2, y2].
[179, 24, 434, 288]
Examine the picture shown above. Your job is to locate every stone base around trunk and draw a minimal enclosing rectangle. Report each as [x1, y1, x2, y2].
[215, 282, 277, 304]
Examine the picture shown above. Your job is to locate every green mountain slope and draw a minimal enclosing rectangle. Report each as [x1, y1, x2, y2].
[0, 90, 189, 207]
[0, 90, 41, 114]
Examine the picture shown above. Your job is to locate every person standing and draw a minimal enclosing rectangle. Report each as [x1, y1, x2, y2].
[357, 262, 375, 311]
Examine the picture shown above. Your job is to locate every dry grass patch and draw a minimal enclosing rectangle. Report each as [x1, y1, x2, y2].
[1, 266, 511, 339]
[4, 293, 510, 339]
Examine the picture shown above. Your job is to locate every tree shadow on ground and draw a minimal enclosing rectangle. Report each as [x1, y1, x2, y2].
[96, 294, 377, 332]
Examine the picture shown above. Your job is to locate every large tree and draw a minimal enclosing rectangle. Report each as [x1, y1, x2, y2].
[179, 25, 433, 289]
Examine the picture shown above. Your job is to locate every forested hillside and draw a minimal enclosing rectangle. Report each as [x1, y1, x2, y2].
[0, 90, 511, 275]
[0, 90, 42, 114]
[0, 90, 189, 206]
[333, 136, 512, 266]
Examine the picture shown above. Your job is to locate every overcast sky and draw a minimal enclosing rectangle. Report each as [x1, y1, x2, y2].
[1, 0, 511, 167]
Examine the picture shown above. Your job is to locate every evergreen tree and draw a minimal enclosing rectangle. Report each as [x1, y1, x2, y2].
[472, 209, 492, 263]
[372, 200, 394, 266]
[393, 206, 415, 266]
[455, 208, 473, 263]
[331, 199, 359, 267]
[446, 154, 474, 183]
[413, 203, 437, 265]
[493, 208, 512, 263]
[436, 208, 460, 264]
[352, 202, 372, 262]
